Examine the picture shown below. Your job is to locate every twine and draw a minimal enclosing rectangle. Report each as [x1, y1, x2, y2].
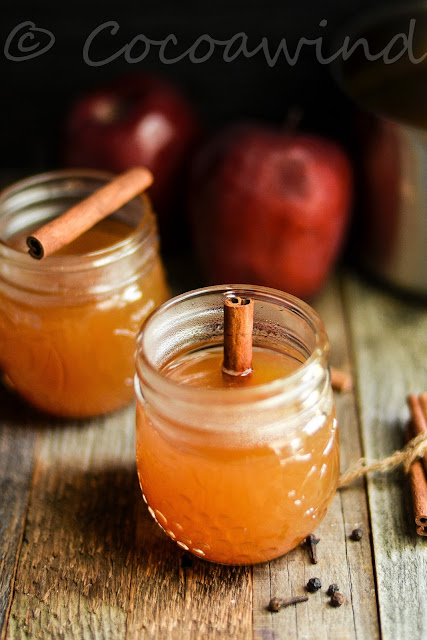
[338, 433, 427, 488]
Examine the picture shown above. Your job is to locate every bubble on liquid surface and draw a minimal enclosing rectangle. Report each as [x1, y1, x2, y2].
[177, 541, 189, 550]
[154, 509, 167, 526]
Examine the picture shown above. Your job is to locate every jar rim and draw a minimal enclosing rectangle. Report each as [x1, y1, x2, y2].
[135, 284, 330, 406]
[0, 169, 153, 271]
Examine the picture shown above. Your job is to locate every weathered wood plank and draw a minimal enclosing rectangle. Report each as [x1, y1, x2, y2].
[0, 386, 39, 640]
[343, 274, 427, 640]
[317, 279, 380, 640]
[5, 403, 251, 640]
[252, 279, 379, 640]
[6, 408, 137, 640]
[125, 542, 251, 639]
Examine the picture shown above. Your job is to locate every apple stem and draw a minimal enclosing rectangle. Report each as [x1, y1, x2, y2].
[282, 106, 303, 133]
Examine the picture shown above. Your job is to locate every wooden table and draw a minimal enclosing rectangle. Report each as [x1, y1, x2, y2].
[1, 273, 426, 640]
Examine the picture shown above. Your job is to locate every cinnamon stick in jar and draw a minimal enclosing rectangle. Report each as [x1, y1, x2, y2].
[222, 296, 254, 377]
[26, 166, 153, 259]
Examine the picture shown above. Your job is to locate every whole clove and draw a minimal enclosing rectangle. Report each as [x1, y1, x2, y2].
[306, 577, 322, 593]
[351, 527, 363, 541]
[267, 595, 309, 612]
[327, 583, 339, 596]
[330, 592, 345, 607]
[305, 533, 320, 564]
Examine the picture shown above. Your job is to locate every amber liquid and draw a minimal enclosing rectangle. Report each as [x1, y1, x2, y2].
[349, 61, 427, 128]
[0, 219, 169, 417]
[136, 346, 339, 565]
[54, 218, 137, 255]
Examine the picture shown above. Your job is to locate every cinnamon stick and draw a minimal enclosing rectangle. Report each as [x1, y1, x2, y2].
[222, 296, 254, 377]
[406, 394, 427, 537]
[407, 394, 427, 478]
[419, 393, 427, 448]
[330, 366, 353, 393]
[26, 166, 153, 259]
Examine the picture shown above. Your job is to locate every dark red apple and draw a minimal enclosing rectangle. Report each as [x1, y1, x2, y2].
[63, 74, 201, 235]
[189, 124, 353, 299]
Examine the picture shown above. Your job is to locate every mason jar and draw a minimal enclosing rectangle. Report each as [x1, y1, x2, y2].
[135, 284, 339, 565]
[0, 169, 169, 417]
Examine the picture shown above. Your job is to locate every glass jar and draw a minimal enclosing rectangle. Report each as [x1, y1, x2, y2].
[135, 285, 339, 565]
[0, 169, 169, 417]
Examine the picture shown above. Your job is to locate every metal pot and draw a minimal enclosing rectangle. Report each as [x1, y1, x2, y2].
[333, 3, 427, 296]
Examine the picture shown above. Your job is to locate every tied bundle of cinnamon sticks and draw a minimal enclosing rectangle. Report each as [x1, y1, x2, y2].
[407, 394, 427, 537]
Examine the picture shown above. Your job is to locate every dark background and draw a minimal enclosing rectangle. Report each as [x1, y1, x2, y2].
[0, 0, 399, 171]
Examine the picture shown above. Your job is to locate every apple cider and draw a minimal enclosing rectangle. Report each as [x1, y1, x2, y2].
[135, 286, 339, 565]
[0, 170, 169, 417]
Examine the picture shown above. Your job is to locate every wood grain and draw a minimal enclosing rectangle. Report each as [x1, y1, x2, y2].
[6, 409, 137, 640]
[0, 385, 39, 640]
[5, 405, 251, 639]
[343, 274, 427, 640]
[317, 279, 380, 640]
[252, 280, 379, 640]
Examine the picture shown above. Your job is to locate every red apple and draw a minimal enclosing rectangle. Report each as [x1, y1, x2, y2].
[189, 124, 353, 299]
[63, 74, 201, 236]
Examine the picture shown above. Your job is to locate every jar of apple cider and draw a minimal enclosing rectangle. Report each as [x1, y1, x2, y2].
[0, 170, 169, 417]
[135, 285, 339, 565]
